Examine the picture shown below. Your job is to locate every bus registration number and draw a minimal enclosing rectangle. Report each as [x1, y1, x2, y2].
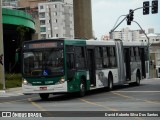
[40, 87, 47, 90]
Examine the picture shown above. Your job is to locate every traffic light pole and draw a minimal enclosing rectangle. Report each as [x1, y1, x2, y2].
[110, 7, 144, 39]
[0, 0, 6, 90]
[110, 5, 153, 78]
[110, 0, 158, 38]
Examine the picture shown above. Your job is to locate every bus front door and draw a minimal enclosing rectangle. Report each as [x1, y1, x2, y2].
[87, 49, 96, 87]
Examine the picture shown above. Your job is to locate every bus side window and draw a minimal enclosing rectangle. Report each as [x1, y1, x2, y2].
[75, 46, 86, 70]
[113, 47, 117, 67]
[107, 47, 111, 67]
[135, 47, 140, 61]
[66, 45, 75, 70]
[67, 53, 75, 70]
[108, 47, 117, 67]
[103, 47, 109, 68]
[131, 47, 135, 62]
[95, 47, 103, 69]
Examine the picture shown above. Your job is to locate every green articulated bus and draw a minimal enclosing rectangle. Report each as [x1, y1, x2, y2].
[22, 38, 149, 100]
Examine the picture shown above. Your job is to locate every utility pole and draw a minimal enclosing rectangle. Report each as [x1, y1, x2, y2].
[0, 0, 6, 90]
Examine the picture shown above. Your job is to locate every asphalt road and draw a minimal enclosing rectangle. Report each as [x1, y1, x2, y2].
[0, 78, 160, 120]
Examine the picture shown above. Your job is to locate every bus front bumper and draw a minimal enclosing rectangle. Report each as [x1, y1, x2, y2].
[22, 82, 67, 94]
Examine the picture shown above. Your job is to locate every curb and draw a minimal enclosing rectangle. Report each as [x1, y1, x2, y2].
[0, 90, 6, 94]
[0, 87, 22, 94]
[6, 87, 22, 93]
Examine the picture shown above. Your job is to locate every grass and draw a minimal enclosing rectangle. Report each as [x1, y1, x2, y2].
[0, 74, 22, 90]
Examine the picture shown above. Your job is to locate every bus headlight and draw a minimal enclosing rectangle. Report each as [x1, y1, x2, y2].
[23, 79, 28, 85]
[60, 77, 65, 84]
[22, 79, 31, 85]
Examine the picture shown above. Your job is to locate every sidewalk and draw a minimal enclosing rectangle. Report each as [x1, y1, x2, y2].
[0, 87, 22, 95]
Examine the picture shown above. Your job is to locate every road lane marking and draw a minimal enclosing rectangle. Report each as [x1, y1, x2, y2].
[112, 92, 134, 99]
[79, 98, 118, 111]
[79, 98, 143, 120]
[28, 98, 46, 111]
[114, 91, 160, 93]
[112, 92, 160, 104]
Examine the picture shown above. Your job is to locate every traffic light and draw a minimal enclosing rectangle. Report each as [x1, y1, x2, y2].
[143, 1, 150, 15]
[126, 15, 131, 25]
[126, 10, 134, 25]
[152, 0, 158, 14]
[129, 9, 134, 21]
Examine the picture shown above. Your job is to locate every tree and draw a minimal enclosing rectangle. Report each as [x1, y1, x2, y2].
[16, 25, 29, 48]
[8, 25, 29, 73]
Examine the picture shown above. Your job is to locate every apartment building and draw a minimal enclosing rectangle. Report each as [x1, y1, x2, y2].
[2, 0, 19, 8]
[38, 0, 74, 39]
[112, 27, 143, 42]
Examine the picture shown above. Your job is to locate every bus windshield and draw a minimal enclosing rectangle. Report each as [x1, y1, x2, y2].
[23, 49, 64, 77]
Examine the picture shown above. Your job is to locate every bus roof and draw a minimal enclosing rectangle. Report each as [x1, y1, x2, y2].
[123, 41, 148, 46]
[23, 38, 148, 47]
[86, 40, 115, 46]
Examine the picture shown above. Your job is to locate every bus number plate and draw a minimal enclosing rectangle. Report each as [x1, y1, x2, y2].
[40, 87, 47, 90]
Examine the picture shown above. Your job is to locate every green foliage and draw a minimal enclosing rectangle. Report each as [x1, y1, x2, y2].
[16, 25, 29, 48]
[0, 74, 22, 90]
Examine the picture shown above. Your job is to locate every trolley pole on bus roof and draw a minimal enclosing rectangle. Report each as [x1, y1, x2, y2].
[0, 0, 6, 90]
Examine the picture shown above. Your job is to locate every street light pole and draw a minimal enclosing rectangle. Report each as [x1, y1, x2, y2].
[0, 0, 6, 90]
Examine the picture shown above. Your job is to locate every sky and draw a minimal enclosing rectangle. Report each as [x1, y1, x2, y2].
[92, 0, 160, 39]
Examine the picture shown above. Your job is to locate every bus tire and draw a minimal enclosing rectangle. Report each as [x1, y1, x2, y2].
[39, 93, 49, 100]
[135, 73, 141, 86]
[79, 80, 86, 97]
[108, 75, 113, 91]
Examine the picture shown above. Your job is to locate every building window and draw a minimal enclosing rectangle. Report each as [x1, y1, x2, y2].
[54, 27, 58, 30]
[39, 13, 45, 18]
[40, 27, 46, 32]
[54, 12, 57, 16]
[48, 34, 51, 38]
[40, 20, 45, 25]
[40, 5, 44, 9]
[56, 34, 58, 37]
[54, 19, 58, 23]
[41, 34, 46, 39]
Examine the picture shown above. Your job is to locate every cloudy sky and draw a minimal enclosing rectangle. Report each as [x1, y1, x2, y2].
[92, 0, 160, 39]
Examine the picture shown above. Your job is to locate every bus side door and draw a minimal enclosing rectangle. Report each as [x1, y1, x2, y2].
[87, 48, 96, 87]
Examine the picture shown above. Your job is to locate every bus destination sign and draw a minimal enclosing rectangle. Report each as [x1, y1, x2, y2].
[29, 42, 57, 49]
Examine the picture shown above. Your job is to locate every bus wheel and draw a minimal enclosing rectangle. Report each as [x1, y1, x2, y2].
[135, 75, 141, 86]
[79, 80, 86, 97]
[39, 93, 49, 100]
[108, 76, 113, 90]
